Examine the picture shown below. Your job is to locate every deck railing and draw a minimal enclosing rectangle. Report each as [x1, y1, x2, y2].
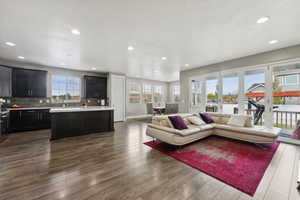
[245, 109, 300, 129]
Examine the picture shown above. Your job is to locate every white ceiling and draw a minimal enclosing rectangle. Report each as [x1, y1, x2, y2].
[0, 0, 300, 82]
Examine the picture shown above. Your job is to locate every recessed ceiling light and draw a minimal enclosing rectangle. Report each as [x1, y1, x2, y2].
[60, 62, 66, 66]
[185, 64, 189, 67]
[269, 40, 278, 44]
[71, 29, 80, 35]
[161, 57, 167, 60]
[127, 46, 134, 51]
[154, 70, 159, 73]
[5, 42, 16, 47]
[18, 56, 25, 59]
[91, 67, 96, 70]
[257, 16, 270, 24]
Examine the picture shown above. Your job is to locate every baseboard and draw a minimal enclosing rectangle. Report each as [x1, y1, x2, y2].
[278, 137, 300, 146]
[126, 115, 152, 120]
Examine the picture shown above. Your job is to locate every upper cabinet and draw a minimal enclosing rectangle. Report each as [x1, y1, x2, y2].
[12, 68, 47, 98]
[0, 66, 12, 97]
[84, 76, 107, 99]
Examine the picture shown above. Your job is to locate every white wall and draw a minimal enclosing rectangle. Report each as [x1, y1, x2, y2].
[126, 77, 169, 117]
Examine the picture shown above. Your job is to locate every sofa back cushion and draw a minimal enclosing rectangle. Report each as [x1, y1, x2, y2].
[199, 113, 214, 124]
[168, 116, 188, 130]
[227, 115, 249, 127]
[152, 116, 174, 128]
[187, 116, 206, 125]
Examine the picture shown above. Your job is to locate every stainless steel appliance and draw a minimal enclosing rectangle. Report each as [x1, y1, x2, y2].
[0, 111, 9, 136]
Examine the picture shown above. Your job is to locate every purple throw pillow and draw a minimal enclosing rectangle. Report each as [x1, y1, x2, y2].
[199, 113, 214, 124]
[168, 116, 188, 130]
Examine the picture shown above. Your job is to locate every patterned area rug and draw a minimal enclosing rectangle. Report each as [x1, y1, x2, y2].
[144, 136, 280, 196]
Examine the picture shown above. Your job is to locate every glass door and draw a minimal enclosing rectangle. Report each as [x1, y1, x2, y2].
[190, 79, 204, 113]
[272, 62, 300, 141]
[244, 69, 266, 125]
[222, 74, 239, 114]
[205, 76, 220, 112]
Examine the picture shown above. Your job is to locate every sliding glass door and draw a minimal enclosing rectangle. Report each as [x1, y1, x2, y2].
[190, 79, 204, 113]
[205, 76, 220, 112]
[222, 74, 239, 114]
[244, 69, 266, 125]
[272, 62, 300, 141]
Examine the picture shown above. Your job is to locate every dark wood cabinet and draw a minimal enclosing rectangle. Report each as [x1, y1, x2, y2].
[9, 109, 50, 132]
[12, 68, 47, 98]
[0, 66, 12, 97]
[84, 76, 107, 99]
[51, 110, 114, 140]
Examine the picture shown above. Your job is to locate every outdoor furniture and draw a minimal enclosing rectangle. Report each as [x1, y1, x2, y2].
[147, 103, 159, 115]
[153, 106, 165, 115]
[164, 103, 179, 114]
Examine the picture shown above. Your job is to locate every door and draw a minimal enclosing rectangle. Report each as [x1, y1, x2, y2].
[271, 62, 300, 141]
[110, 75, 125, 122]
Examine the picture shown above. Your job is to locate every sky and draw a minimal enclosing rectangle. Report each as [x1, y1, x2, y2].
[205, 73, 265, 95]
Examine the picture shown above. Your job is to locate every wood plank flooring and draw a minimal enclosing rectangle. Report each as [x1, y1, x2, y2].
[0, 120, 299, 200]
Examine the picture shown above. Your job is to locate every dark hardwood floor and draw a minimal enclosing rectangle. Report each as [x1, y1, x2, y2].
[0, 120, 299, 200]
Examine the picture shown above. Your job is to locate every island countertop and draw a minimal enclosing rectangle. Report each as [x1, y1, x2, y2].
[49, 106, 114, 113]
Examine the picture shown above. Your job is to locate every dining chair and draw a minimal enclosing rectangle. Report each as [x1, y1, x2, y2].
[165, 103, 179, 114]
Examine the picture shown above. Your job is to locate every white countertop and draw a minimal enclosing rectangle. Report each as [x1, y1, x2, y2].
[7, 107, 51, 111]
[49, 106, 114, 113]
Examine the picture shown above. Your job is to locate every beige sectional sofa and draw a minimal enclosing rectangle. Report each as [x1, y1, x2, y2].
[146, 113, 281, 146]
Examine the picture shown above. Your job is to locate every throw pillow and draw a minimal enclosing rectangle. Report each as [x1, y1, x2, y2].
[199, 113, 214, 124]
[160, 118, 172, 128]
[168, 116, 188, 130]
[187, 116, 206, 125]
[227, 115, 248, 127]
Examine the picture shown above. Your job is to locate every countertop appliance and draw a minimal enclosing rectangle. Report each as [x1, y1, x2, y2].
[0, 111, 9, 136]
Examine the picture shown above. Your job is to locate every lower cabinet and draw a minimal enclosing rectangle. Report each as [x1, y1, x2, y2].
[50, 110, 114, 140]
[9, 109, 50, 132]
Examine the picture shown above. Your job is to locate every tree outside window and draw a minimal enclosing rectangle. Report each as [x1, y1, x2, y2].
[52, 75, 81, 102]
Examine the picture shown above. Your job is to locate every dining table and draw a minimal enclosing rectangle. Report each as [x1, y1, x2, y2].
[153, 106, 165, 115]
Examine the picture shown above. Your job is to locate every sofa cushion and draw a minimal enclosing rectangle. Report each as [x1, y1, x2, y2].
[187, 116, 206, 125]
[152, 116, 173, 128]
[148, 124, 200, 136]
[227, 115, 248, 127]
[214, 124, 280, 138]
[199, 113, 214, 124]
[168, 116, 188, 130]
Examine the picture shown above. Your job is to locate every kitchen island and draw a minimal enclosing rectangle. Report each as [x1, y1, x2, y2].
[50, 106, 114, 140]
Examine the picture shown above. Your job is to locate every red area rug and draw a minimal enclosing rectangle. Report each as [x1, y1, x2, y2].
[144, 136, 280, 196]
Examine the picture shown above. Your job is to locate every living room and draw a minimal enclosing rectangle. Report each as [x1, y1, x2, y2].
[0, 0, 300, 200]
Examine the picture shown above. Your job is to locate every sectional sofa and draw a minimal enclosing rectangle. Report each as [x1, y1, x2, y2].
[146, 113, 281, 146]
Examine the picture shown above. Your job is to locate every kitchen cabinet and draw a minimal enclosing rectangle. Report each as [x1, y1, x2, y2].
[12, 68, 47, 98]
[0, 66, 12, 97]
[9, 109, 50, 132]
[84, 76, 107, 99]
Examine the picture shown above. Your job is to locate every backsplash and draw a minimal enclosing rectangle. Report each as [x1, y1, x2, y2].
[0, 97, 109, 109]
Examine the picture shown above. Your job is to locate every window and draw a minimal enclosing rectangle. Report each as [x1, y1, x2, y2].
[191, 80, 202, 106]
[52, 75, 81, 101]
[128, 82, 141, 103]
[153, 85, 163, 103]
[222, 75, 239, 114]
[142, 84, 152, 103]
[285, 75, 298, 85]
[173, 85, 180, 102]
